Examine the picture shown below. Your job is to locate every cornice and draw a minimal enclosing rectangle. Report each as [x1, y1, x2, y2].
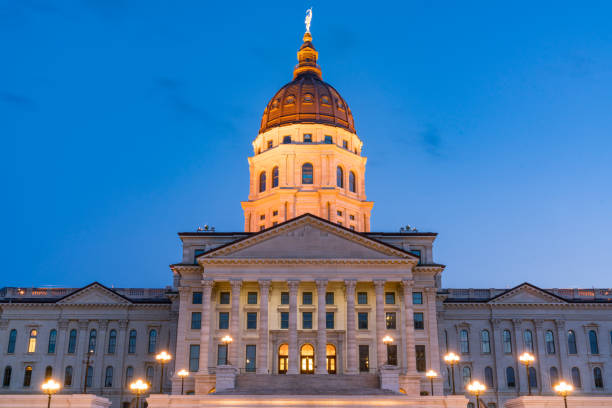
[199, 258, 413, 265]
[0, 303, 171, 310]
[413, 265, 445, 273]
[443, 302, 612, 310]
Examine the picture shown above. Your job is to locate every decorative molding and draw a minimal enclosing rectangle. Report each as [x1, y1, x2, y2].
[198, 258, 413, 265]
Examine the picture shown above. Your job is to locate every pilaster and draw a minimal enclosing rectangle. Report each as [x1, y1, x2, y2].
[230, 279, 242, 367]
[344, 279, 357, 374]
[315, 279, 328, 374]
[287, 280, 300, 374]
[198, 279, 214, 374]
[257, 280, 271, 374]
[374, 279, 386, 369]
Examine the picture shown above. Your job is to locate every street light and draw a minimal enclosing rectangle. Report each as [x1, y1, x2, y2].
[130, 379, 149, 408]
[554, 381, 573, 408]
[42, 379, 61, 408]
[425, 370, 438, 396]
[382, 335, 394, 365]
[177, 369, 189, 395]
[155, 351, 172, 394]
[443, 352, 460, 395]
[467, 380, 486, 408]
[221, 335, 233, 365]
[519, 352, 535, 396]
[82, 348, 94, 393]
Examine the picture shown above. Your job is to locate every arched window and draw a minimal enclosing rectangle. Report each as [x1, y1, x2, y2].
[23, 366, 32, 387]
[593, 367, 603, 388]
[481, 330, 491, 353]
[571, 367, 581, 388]
[259, 171, 266, 192]
[549, 366, 559, 387]
[460, 329, 469, 353]
[336, 166, 344, 188]
[108, 330, 117, 354]
[85, 366, 93, 388]
[302, 163, 313, 184]
[125, 366, 134, 387]
[2, 366, 11, 387]
[567, 330, 577, 354]
[349, 171, 356, 193]
[506, 366, 516, 388]
[104, 366, 113, 387]
[524, 330, 534, 353]
[146, 366, 154, 386]
[282, 135, 291, 144]
[485, 366, 494, 388]
[88, 329, 97, 352]
[44, 366, 52, 380]
[589, 330, 599, 354]
[64, 366, 73, 387]
[47, 329, 57, 354]
[528, 367, 537, 388]
[7, 329, 16, 354]
[148, 329, 157, 354]
[467, 404, 474, 408]
[28, 329, 37, 353]
[272, 167, 279, 188]
[67, 329, 77, 353]
[503, 330, 512, 353]
[462, 366, 471, 386]
[128, 330, 137, 354]
[545, 330, 555, 354]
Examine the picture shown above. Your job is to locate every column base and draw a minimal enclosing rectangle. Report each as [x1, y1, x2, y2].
[379, 365, 401, 393]
[399, 372, 421, 396]
[193, 372, 216, 395]
[215, 365, 238, 392]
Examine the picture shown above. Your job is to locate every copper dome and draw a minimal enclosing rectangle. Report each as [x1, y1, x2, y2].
[259, 33, 356, 134]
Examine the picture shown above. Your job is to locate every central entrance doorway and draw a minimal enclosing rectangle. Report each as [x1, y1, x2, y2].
[300, 344, 314, 374]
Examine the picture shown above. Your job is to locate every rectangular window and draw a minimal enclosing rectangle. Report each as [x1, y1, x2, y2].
[357, 292, 368, 305]
[267, 140, 273, 149]
[192, 292, 202, 304]
[280, 292, 289, 305]
[247, 292, 258, 304]
[326, 312, 335, 329]
[280, 312, 289, 329]
[410, 250, 422, 264]
[303, 134, 312, 143]
[220, 292, 230, 304]
[217, 344, 227, 365]
[385, 292, 395, 304]
[414, 312, 424, 330]
[303, 312, 313, 329]
[189, 345, 200, 372]
[191, 312, 202, 330]
[325, 292, 334, 305]
[324, 135, 333, 144]
[359, 345, 369, 372]
[273, 221, 278, 226]
[337, 210, 343, 216]
[358, 312, 368, 330]
[342, 140, 348, 149]
[415, 345, 426, 372]
[247, 312, 257, 330]
[302, 292, 313, 305]
[245, 345, 256, 372]
[260, 214, 265, 220]
[387, 344, 398, 366]
[260, 225, 265, 231]
[272, 210, 278, 216]
[350, 214, 355, 220]
[412, 292, 423, 305]
[386, 312, 397, 329]
[219, 312, 229, 330]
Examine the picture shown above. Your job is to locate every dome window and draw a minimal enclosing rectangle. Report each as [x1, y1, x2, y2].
[285, 95, 296, 105]
[271, 99, 280, 109]
[282, 136, 291, 144]
[324, 135, 333, 144]
[336, 98, 344, 110]
[303, 134, 312, 143]
[259, 171, 266, 193]
[302, 163, 313, 185]
[303, 93, 313, 103]
[321, 96, 330, 105]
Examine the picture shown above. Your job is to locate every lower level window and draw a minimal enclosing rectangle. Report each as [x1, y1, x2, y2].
[303, 312, 313, 329]
[358, 312, 368, 330]
[280, 312, 289, 329]
[189, 345, 200, 372]
[217, 344, 227, 366]
[414, 312, 424, 330]
[359, 345, 369, 372]
[247, 312, 257, 330]
[415, 345, 426, 372]
[245, 345, 256, 372]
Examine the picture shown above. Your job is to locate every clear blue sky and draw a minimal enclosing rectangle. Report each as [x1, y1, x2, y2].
[2, 1, 611, 289]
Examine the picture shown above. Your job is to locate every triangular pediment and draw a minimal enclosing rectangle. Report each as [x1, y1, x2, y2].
[199, 215, 417, 261]
[57, 283, 131, 305]
[489, 283, 567, 305]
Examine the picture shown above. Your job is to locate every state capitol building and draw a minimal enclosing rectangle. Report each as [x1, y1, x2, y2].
[1, 24, 611, 408]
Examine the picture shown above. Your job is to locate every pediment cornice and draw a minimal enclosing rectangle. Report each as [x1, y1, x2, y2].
[198, 258, 413, 265]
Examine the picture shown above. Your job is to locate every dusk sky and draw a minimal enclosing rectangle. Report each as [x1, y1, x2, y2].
[3, 1, 611, 290]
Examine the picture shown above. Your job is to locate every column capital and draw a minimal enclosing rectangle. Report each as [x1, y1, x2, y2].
[58, 319, 69, 329]
[344, 279, 357, 290]
[201, 278, 214, 289]
[401, 279, 414, 289]
[373, 279, 386, 288]
[315, 279, 328, 290]
[258, 279, 272, 291]
[534, 319, 545, 329]
[288, 280, 300, 292]
[230, 279, 242, 290]
[119, 319, 129, 329]
[554, 319, 565, 329]
[511, 318, 522, 327]
[490, 318, 502, 328]
[78, 320, 89, 329]
[98, 319, 109, 329]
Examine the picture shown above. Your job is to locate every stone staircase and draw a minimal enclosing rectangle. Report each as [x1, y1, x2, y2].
[215, 373, 398, 395]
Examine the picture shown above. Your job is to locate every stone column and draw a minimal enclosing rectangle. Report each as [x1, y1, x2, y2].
[230, 279, 242, 367]
[425, 288, 442, 381]
[54, 319, 68, 370]
[555, 320, 568, 380]
[257, 280, 271, 374]
[402, 280, 417, 374]
[173, 287, 191, 383]
[512, 319, 526, 394]
[95, 320, 108, 387]
[534, 320, 546, 394]
[287, 280, 300, 374]
[74, 320, 89, 392]
[344, 279, 358, 374]
[315, 279, 328, 374]
[374, 279, 386, 369]
[117, 320, 128, 400]
[490, 319, 504, 396]
[199, 279, 214, 373]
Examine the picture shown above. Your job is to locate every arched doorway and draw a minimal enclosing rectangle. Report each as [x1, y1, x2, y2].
[300, 344, 314, 374]
[278, 344, 288, 374]
[326, 344, 337, 374]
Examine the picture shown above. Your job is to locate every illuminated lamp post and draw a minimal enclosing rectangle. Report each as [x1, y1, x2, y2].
[467, 380, 486, 408]
[443, 352, 460, 395]
[177, 369, 189, 395]
[42, 379, 60, 408]
[130, 379, 149, 408]
[519, 352, 535, 396]
[554, 381, 573, 408]
[221, 335, 233, 365]
[155, 351, 172, 393]
[425, 370, 438, 396]
[382, 335, 394, 365]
